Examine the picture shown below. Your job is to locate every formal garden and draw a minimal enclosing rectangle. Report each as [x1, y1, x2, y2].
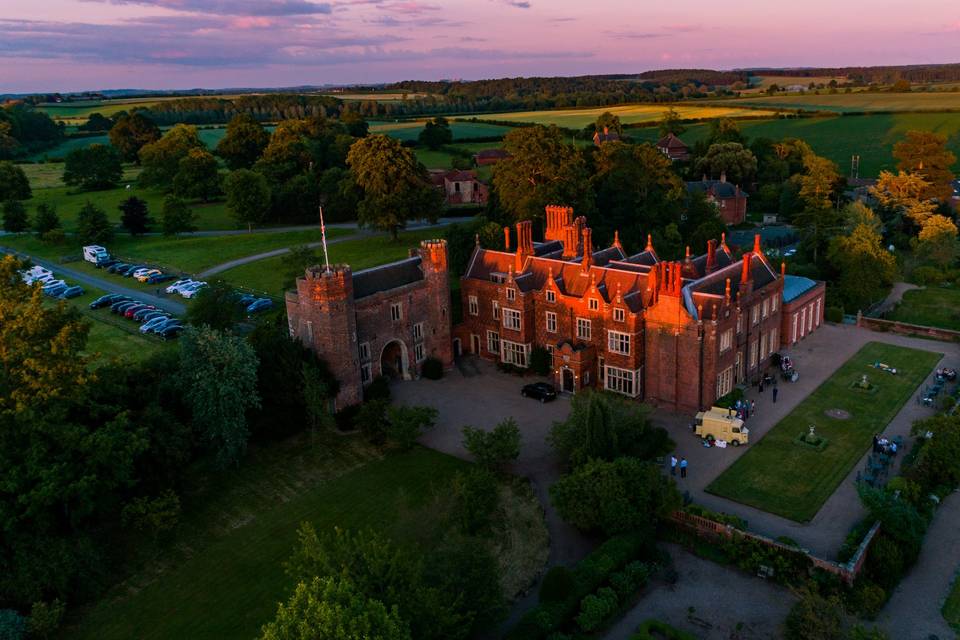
[707, 342, 941, 522]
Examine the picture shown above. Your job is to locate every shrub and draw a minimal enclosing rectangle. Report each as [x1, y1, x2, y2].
[27, 599, 65, 640]
[421, 356, 443, 380]
[363, 375, 391, 401]
[539, 566, 575, 603]
[355, 398, 389, 445]
[385, 405, 437, 450]
[714, 387, 744, 409]
[864, 534, 906, 591]
[609, 561, 651, 600]
[782, 589, 845, 640]
[452, 467, 500, 535]
[849, 581, 886, 619]
[529, 345, 552, 376]
[462, 418, 522, 470]
[825, 306, 844, 323]
[631, 619, 697, 640]
[0, 610, 26, 640]
[912, 266, 943, 285]
[575, 586, 618, 632]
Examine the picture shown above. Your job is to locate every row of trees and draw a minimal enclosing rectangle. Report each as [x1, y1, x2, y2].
[0, 103, 63, 160]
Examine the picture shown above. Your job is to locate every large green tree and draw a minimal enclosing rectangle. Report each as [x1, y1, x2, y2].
[418, 117, 453, 150]
[827, 222, 896, 310]
[119, 196, 151, 235]
[63, 143, 123, 191]
[184, 280, 242, 331]
[694, 142, 757, 185]
[492, 125, 593, 223]
[109, 112, 161, 163]
[161, 194, 197, 236]
[915, 214, 960, 269]
[893, 130, 957, 203]
[549, 456, 680, 537]
[658, 107, 686, 138]
[794, 153, 842, 263]
[2, 200, 29, 233]
[347, 134, 442, 239]
[216, 113, 270, 170]
[139, 124, 204, 189]
[592, 141, 684, 247]
[32, 203, 60, 234]
[0, 161, 31, 201]
[179, 325, 260, 468]
[173, 147, 221, 202]
[224, 168, 271, 230]
[76, 201, 114, 245]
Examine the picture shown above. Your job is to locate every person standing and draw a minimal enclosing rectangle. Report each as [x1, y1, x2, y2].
[670, 455, 678, 476]
[759, 378, 765, 393]
[773, 386, 779, 403]
[680, 457, 688, 478]
[751, 399, 756, 415]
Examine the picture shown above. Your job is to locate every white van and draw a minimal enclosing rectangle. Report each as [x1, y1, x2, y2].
[83, 245, 110, 265]
[21, 265, 53, 284]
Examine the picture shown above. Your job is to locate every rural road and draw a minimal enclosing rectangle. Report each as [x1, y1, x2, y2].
[2, 247, 186, 315]
[197, 218, 459, 278]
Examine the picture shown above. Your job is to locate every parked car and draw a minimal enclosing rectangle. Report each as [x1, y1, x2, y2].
[107, 262, 128, 274]
[90, 293, 124, 309]
[58, 285, 84, 299]
[132, 306, 160, 321]
[135, 269, 162, 283]
[113, 300, 140, 314]
[246, 298, 273, 314]
[165, 279, 195, 294]
[521, 382, 557, 403]
[41, 279, 66, 291]
[140, 310, 168, 323]
[147, 273, 176, 285]
[132, 267, 153, 278]
[147, 317, 179, 334]
[158, 324, 184, 340]
[97, 258, 120, 270]
[180, 282, 207, 299]
[140, 316, 172, 333]
[22, 265, 53, 284]
[121, 265, 145, 277]
[44, 283, 68, 297]
[125, 304, 153, 319]
[236, 293, 256, 307]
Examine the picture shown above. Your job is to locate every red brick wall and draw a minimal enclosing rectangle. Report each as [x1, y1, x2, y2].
[781, 282, 826, 347]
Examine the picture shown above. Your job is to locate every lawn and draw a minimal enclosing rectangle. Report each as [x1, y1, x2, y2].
[368, 119, 511, 141]
[2, 227, 350, 275]
[67, 447, 471, 640]
[888, 287, 960, 331]
[630, 112, 960, 177]
[943, 573, 960, 633]
[222, 228, 446, 295]
[714, 91, 960, 113]
[706, 342, 942, 522]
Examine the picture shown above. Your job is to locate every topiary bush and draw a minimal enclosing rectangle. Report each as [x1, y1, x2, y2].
[575, 586, 618, 632]
[421, 356, 443, 380]
[539, 566, 575, 603]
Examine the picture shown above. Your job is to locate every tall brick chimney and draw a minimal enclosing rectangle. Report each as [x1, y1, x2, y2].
[753, 233, 762, 254]
[545, 205, 574, 242]
[503, 227, 510, 251]
[645, 234, 654, 253]
[741, 253, 751, 285]
[581, 227, 593, 272]
[706, 239, 717, 273]
[515, 220, 534, 271]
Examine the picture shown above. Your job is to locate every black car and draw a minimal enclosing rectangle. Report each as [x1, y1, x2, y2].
[97, 259, 120, 270]
[90, 293, 124, 309]
[147, 273, 176, 284]
[158, 323, 183, 340]
[107, 262, 128, 274]
[521, 382, 558, 403]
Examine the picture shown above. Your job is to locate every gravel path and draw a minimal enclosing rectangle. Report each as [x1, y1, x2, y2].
[874, 281, 922, 316]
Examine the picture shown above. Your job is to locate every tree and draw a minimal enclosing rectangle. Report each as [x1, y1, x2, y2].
[32, 203, 60, 234]
[184, 280, 242, 331]
[339, 110, 369, 138]
[418, 117, 453, 150]
[462, 418, 521, 470]
[27, 599, 65, 640]
[120, 490, 181, 544]
[842, 201, 883, 235]
[254, 119, 313, 184]
[893, 130, 957, 202]
[75, 201, 113, 245]
[658, 107, 686, 138]
[318, 166, 361, 222]
[119, 196, 151, 235]
[492, 125, 593, 224]
[386, 405, 438, 450]
[109, 112, 161, 163]
[78, 112, 113, 132]
[0, 161, 30, 201]
[910, 414, 960, 492]
[451, 467, 499, 535]
[281, 244, 320, 289]
[161, 194, 196, 236]
[347, 135, 442, 239]
[706, 117, 745, 145]
[594, 111, 623, 137]
[224, 169, 271, 230]
[782, 588, 845, 640]
[216, 113, 270, 170]
[2, 200, 29, 233]
[139, 124, 204, 189]
[827, 222, 896, 310]
[549, 457, 680, 537]
[549, 390, 672, 469]
[795, 153, 841, 264]
[916, 214, 959, 269]
[63, 143, 122, 190]
[592, 141, 684, 248]
[694, 142, 757, 185]
[302, 359, 335, 433]
[260, 575, 411, 640]
[871, 170, 937, 232]
[173, 147, 220, 202]
[179, 325, 260, 468]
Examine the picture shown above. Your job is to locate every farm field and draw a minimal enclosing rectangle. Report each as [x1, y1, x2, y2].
[65, 447, 502, 640]
[716, 91, 960, 113]
[461, 103, 778, 129]
[322, 91, 430, 101]
[221, 228, 444, 295]
[369, 119, 511, 141]
[706, 342, 941, 522]
[744, 75, 849, 93]
[630, 112, 960, 176]
[887, 287, 960, 331]
[26, 125, 242, 161]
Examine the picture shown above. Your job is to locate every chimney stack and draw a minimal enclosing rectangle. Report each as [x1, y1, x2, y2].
[753, 233, 762, 254]
[725, 278, 731, 301]
[503, 227, 510, 251]
[741, 253, 751, 284]
[781, 261, 786, 278]
[706, 239, 717, 273]
[645, 234, 654, 253]
[581, 227, 593, 271]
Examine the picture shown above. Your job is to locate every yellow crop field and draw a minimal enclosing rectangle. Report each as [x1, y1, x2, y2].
[717, 91, 960, 113]
[475, 104, 778, 129]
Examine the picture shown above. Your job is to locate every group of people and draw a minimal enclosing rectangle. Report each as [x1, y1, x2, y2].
[758, 374, 779, 403]
[872, 434, 898, 455]
[669, 455, 689, 478]
[730, 398, 756, 421]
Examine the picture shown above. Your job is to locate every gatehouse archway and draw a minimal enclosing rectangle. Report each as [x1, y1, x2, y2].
[380, 339, 411, 380]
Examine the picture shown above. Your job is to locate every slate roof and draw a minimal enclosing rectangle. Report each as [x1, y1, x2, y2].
[686, 180, 748, 199]
[782, 274, 820, 303]
[353, 257, 424, 299]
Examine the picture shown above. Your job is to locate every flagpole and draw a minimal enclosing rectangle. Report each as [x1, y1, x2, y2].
[319, 204, 331, 274]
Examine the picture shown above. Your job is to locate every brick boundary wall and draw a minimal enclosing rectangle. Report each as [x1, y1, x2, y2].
[668, 511, 880, 585]
[856, 311, 960, 343]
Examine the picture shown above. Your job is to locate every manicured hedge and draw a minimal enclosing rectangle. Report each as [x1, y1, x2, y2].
[506, 532, 651, 640]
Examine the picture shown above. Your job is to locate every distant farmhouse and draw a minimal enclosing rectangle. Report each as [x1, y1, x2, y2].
[473, 148, 510, 166]
[686, 174, 749, 225]
[656, 133, 691, 161]
[429, 169, 489, 206]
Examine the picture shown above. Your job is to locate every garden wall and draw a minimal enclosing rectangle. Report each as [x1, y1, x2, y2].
[856, 312, 960, 343]
[668, 511, 880, 585]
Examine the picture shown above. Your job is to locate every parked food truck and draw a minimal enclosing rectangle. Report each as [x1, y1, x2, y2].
[694, 407, 749, 446]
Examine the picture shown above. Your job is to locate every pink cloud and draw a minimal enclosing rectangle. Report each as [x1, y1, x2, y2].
[230, 16, 275, 28]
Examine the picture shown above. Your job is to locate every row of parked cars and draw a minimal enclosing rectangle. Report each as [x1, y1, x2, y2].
[164, 278, 209, 299]
[99, 259, 179, 285]
[89, 293, 184, 340]
[21, 265, 85, 299]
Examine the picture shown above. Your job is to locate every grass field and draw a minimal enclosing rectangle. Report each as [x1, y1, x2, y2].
[631, 112, 960, 177]
[26, 126, 239, 161]
[67, 445, 536, 640]
[222, 228, 444, 295]
[706, 342, 941, 522]
[744, 75, 849, 93]
[369, 119, 511, 142]
[943, 573, 960, 633]
[717, 91, 960, 113]
[459, 104, 778, 130]
[888, 287, 960, 330]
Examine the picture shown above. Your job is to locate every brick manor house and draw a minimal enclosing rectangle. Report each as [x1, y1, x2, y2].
[454, 206, 805, 412]
[286, 240, 454, 409]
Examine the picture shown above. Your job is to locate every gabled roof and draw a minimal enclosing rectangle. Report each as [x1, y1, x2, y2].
[656, 133, 689, 150]
[686, 180, 748, 199]
[353, 256, 424, 299]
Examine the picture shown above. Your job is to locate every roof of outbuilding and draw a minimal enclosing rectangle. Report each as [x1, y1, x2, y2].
[782, 274, 820, 303]
[353, 257, 424, 299]
[686, 180, 747, 199]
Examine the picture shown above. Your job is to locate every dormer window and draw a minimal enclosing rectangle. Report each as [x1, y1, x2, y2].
[589, 298, 599, 311]
[546, 290, 556, 303]
[613, 308, 625, 322]
[506, 288, 516, 301]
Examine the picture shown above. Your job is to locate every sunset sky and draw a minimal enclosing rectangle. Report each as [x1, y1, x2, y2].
[1, 0, 959, 92]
